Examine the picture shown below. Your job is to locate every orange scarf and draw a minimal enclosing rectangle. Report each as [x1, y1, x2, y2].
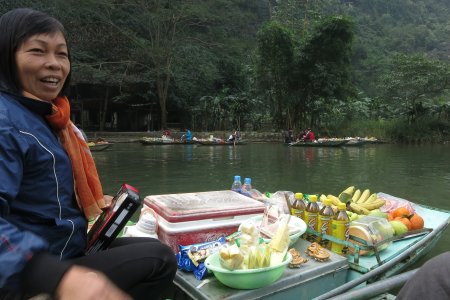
[46, 96, 105, 220]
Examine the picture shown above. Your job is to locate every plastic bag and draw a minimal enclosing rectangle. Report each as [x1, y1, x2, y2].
[378, 193, 416, 214]
[262, 191, 293, 214]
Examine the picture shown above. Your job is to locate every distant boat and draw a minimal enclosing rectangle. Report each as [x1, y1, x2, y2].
[89, 143, 113, 151]
[140, 137, 196, 145]
[196, 139, 247, 146]
[343, 138, 368, 146]
[343, 137, 385, 146]
[289, 139, 348, 147]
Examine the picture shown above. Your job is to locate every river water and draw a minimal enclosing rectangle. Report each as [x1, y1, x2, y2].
[93, 142, 449, 266]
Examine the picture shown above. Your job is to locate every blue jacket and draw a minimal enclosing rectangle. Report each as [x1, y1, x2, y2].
[0, 91, 87, 289]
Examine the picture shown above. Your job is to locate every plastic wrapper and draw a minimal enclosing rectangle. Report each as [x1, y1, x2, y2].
[265, 191, 293, 214]
[176, 236, 226, 280]
[260, 204, 293, 238]
[378, 193, 416, 214]
[219, 243, 244, 270]
[237, 218, 260, 255]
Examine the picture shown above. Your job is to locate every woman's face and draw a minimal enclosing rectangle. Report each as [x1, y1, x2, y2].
[15, 31, 70, 102]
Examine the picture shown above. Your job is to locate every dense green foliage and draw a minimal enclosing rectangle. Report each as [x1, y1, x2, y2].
[1, 0, 449, 141]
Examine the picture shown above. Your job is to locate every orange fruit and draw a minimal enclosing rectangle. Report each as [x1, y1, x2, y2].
[409, 214, 424, 230]
[394, 216, 412, 231]
[392, 207, 411, 218]
[387, 212, 395, 221]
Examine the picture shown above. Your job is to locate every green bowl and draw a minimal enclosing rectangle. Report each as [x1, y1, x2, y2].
[204, 251, 292, 289]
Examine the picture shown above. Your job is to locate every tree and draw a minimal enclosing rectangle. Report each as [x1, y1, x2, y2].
[294, 16, 355, 128]
[380, 53, 450, 122]
[256, 21, 294, 129]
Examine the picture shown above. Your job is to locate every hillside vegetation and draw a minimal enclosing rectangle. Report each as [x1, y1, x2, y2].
[1, 0, 449, 142]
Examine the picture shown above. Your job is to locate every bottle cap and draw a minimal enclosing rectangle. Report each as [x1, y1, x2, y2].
[244, 178, 251, 184]
[234, 175, 241, 181]
[338, 203, 346, 210]
[309, 194, 317, 202]
[323, 198, 332, 206]
[295, 192, 303, 199]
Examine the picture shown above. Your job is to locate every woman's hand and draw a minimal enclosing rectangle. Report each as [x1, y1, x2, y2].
[55, 265, 132, 300]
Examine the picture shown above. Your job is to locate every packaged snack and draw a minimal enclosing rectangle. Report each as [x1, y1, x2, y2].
[176, 236, 226, 279]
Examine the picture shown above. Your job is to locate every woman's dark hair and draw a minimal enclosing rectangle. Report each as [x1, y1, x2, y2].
[0, 8, 71, 96]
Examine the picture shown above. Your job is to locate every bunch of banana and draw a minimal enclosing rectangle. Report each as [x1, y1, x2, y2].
[337, 186, 386, 215]
[320, 186, 386, 216]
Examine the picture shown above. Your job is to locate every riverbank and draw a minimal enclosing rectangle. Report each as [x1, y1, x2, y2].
[85, 130, 450, 144]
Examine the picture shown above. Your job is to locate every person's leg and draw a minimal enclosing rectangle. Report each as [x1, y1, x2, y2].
[397, 252, 450, 300]
[71, 237, 177, 300]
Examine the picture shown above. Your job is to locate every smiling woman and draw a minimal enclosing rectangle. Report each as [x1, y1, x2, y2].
[15, 31, 70, 102]
[0, 8, 176, 300]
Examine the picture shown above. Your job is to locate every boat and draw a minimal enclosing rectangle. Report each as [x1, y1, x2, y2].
[170, 193, 450, 300]
[88, 143, 113, 151]
[343, 138, 368, 147]
[342, 137, 387, 146]
[140, 137, 196, 145]
[289, 139, 348, 147]
[196, 139, 247, 146]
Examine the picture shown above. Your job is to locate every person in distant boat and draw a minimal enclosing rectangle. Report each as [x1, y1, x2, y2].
[227, 130, 241, 142]
[185, 129, 193, 141]
[162, 129, 171, 139]
[181, 129, 193, 142]
[0, 8, 176, 300]
[396, 251, 450, 300]
[302, 128, 316, 142]
[284, 129, 294, 143]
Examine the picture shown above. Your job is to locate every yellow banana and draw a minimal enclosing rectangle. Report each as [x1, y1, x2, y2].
[340, 186, 355, 196]
[359, 199, 386, 210]
[352, 189, 361, 202]
[338, 186, 355, 203]
[349, 202, 370, 215]
[320, 194, 328, 202]
[327, 194, 343, 206]
[363, 193, 378, 204]
[357, 189, 371, 203]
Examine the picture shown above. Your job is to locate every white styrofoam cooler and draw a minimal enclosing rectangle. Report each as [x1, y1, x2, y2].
[143, 190, 266, 252]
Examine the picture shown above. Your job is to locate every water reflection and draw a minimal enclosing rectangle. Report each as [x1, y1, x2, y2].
[94, 143, 450, 207]
[92, 142, 450, 265]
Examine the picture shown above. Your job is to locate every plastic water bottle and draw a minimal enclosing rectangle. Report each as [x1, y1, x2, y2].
[231, 175, 242, 191]
[242, 178, 252, 192]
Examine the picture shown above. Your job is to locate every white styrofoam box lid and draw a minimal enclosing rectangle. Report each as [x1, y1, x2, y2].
[144, 190, 265, 223]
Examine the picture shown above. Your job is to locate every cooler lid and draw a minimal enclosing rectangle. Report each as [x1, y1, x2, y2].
[144, 190, 266, 223]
